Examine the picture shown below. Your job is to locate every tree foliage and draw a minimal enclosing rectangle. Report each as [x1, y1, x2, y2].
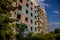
[16, 23, 27, 40]
[0, 0, 16, 40]
[24, 33, 56, 40]
[55, 28, 60, 33]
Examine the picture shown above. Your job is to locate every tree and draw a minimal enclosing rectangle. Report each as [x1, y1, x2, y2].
[56, 34, 60, 40]
[43, 34, 56, 40]
[55, 28, 60, 33]
[55, 28, 60, 40]
[16, 23, 27, 40]
[0, 0, 16, 40]
[26, 33, 56, 40]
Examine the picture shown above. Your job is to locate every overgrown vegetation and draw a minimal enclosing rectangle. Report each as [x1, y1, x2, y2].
[23, 31, 60, 40]
[16, 23, 27, 40]
[0, 0, 16, 40]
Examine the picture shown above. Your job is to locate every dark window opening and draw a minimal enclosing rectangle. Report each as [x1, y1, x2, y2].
[35, 28, 37, 31]
[31, 20, 33, 24]
[31, 7, 33, 10]
[17, 14, 21, 19]
[26, 3, 29, 7]
[35, 11, 36, 13]
[25, 17, 28, 22]
[31, 13, 33, 17]
[27, 0, 29, 1]
[26, 10, 28, 14]
[18, 5, 22, 10]
[38, 29, 40, 32]
[35, 16, 36, 19]
[35, 21, 36, 25]
[20, 0, 23, 2]
[31, 27, 33, 31]
[31, 2, 33, 5]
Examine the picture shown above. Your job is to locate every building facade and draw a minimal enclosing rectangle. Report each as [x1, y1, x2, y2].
[10, 0, 49, 34]
[35, 6, 44, 33]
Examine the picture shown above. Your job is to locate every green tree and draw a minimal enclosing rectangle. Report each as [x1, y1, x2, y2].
[32, 34, 43, 40]
[56, 34, 60, 40]
[55, 28, 60, 33]
[27, 32, 34, 40]
[16, 23, 27, 40]
[43, 34, 56, 40]
[54, 28, 60, 40]
[0, 0, 16, 40]
[27, 33, 56, 40]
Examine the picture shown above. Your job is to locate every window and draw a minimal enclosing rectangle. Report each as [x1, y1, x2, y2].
[17, 14, 21, 19]
[31, 7, 33, 10]
[31, 2, 33, 5]
[18, 5, 22, 10]
[31, 20, 33, 24]
[35, 16, 36, 19]
[26, 10, 28, 14]
[38, 23, 40, 26]
[27, 0, 29, 1]
[31, 13, 33, 17]
[26, 3, 29, 7]
[20, 0, 23, 2]
[35, 11, 36, 13]
[38, 29, 40, 32]
[35, 21, 36, 25]
[35, 28, 37, 31]
[25, 17, 28, 22]
[31, 27, 33, 31]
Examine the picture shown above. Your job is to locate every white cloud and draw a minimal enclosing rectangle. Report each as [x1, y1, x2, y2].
[36, 0, 44, 2]
[53, 11, 59, 14]
[40, 0, 44, 2]
[42, 3, 49, 6]
[36, 0, 49, 9]
[31, 0, 48, 8]
[49, 22, 60, 26]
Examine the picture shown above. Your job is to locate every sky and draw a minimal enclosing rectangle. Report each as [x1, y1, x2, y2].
[35, 0, 60, 31]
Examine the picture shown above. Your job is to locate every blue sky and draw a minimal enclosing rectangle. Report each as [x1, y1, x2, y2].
[36, 0, 60, 31]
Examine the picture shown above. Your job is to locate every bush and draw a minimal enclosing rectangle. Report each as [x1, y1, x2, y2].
[25, 33, 56, 40]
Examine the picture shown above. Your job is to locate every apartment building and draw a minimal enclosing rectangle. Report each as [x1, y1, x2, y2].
[18, 0, 37, 34]
[10, 0, 37, 34]
[10, 0, 49, 34]
[35, 6, 44, 33]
